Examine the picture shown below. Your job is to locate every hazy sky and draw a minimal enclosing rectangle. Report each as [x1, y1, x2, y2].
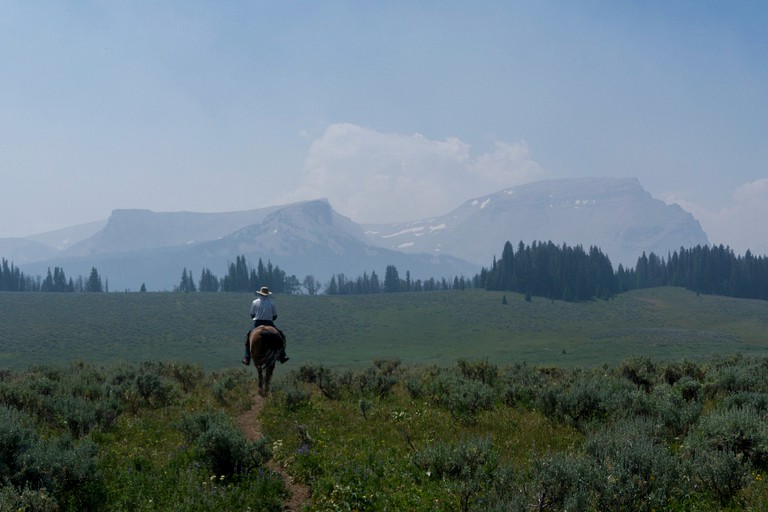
[2, 1, 767, 253]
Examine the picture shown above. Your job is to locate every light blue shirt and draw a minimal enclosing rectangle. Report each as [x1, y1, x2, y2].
[250, 296, 277, 321]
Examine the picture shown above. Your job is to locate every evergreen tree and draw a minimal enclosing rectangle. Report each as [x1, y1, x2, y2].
[85, 267, 103, 292]
[369, 271, 381, 294]
[0, 258, 25, 291]
[198, 268, 220, 292]
[326, 275, 339, 295]
[177, 268, 197, 293]
[384, 265, 400, 293]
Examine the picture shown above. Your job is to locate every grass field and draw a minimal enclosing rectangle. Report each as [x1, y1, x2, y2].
[1, 287, 768, 371]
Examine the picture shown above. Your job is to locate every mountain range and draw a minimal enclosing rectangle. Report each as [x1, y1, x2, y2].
[0, 177, 708, 291]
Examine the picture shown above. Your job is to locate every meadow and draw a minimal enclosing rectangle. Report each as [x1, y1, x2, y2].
[3, 288, 768, 510]
[1, 287, 768, 371]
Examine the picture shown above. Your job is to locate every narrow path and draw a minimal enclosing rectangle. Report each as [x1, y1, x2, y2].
[237, 394, 311, 511]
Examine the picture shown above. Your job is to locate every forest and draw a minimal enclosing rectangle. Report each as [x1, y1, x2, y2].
[3, 242, 768, 303]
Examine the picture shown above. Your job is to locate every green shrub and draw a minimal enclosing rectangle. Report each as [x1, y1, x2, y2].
[372, 357, 401, 375]
[0, 381, 43, 415]
[403, 365, 439, 400]
[688, 406, 768, 468]
[500, 363, 546, 408]
[523, 452, 591, 511]
[350, 365, 397, 398]
[0, 406, 103, 510]
[723, 392, 768, 414]
[211, 372, 241, 405]
[457, 359, 498, 387]
[159, 362, 205, 393]
[676, 377, 702, 402]
[688, 448, 750, 507]
[412, 437, 500, 512]
[427, 372, 496, 424]
[663, 359, 706, 386]
[537, 370, 641, 430]
[177, 411, 272, 477]
[586, 418, 681, 511]
[0, 406, 35, 480]
[620, 356, 658, 392]
[134, 373, 176, 408]
[275, 382, 312, 411]
[648, 383, 702, 437]
[45, 394, 97, 437]
[0, 486, 59, 512]
[704, 356, 768, 398]
[295, 362, 339, 399]
[15, 435, 103, 510]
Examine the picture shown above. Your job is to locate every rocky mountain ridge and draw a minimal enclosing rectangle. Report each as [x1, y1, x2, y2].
[363, 177, 708, 269]
[1, 177, 709, 291]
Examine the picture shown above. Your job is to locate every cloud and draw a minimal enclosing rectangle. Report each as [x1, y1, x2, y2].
[290, 123, 547, 223]
[671, 179, 768, 256]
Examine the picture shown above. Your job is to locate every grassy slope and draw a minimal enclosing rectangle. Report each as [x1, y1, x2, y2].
[1, 287, 767, 371]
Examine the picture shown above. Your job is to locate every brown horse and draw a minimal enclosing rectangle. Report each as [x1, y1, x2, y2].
[248, 325, 285, 396]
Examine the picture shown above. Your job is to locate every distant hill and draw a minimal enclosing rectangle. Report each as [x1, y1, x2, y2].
[17, 200, 479, 291]
[3, 177, 709, 290]
[362, 177, 708, 268]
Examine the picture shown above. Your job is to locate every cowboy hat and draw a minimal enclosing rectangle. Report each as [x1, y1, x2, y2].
[256, 286, 272, 296]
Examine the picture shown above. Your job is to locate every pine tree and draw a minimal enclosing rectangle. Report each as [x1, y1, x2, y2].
[384, 265, 400, 293]
[326, 275, 339, 295]
[177, 268, 197, 292]
[199, 268, 220, 292]
[85, 267, 103, 292]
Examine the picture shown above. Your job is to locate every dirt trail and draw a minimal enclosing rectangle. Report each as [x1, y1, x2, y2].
[237, 394, 311, 511]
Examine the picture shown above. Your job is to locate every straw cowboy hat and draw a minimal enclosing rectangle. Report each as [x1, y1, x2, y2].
[256, 286, 272, 296]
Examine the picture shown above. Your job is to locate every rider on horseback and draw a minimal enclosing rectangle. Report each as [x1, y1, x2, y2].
[242, 286, 289, 366]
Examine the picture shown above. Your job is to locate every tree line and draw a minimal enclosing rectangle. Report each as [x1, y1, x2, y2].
[324, 265, 476, 295]
[477, 241, 768, 302]
[4, 242, 768, 302]
[0, 259, 105, 292]
[618, 245, 768, 300]
[478, 240, 616, 301]
[175, 259, 475, 295]
[175, 256, 303, 294]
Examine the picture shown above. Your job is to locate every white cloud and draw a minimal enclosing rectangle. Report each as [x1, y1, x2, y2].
[290, 123, 547, 223]
[671, 178, 768, 255]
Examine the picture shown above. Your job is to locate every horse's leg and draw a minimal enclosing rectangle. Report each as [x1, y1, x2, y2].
[257, 366, 265, 397]
[264, 364, 275, 396]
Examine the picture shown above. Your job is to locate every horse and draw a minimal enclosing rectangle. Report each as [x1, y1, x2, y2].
[247, 325, 285, 396]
